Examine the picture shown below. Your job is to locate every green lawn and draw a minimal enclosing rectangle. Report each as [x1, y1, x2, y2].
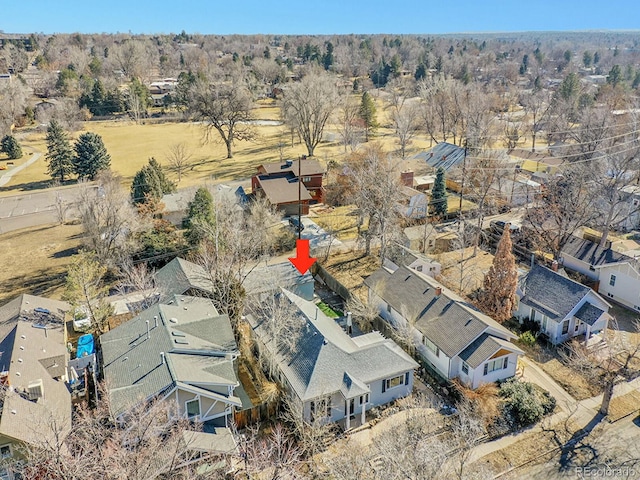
[316, 301, 343, 318]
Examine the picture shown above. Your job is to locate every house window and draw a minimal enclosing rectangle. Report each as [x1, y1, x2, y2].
[423, 336, 439, 357]
[185, 399, 200, 419]
[574, 320, 580, 332]
[302, 176, 312, 182]
[483, 357, 508, 376]
[462, 362, 469, 375]
[359, 393, 369, 404]
[610, 274, 616, 286]
[384, 374, 405, 391]
[0, 445, 10, 459]
[562, 320, 569, 335]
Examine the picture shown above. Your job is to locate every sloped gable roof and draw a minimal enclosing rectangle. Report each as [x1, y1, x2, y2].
[519, 265, 590, 321]
[248, 289, 417, 402]
[101, 295, 239, 417]
[562, 235, 630, 267]
[364, 266, 516, 358]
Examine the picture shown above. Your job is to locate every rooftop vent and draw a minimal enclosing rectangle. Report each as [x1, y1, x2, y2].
[169, 317, 178, 323]
[435, 287, 442, 297]
[27, 379, 44, 401]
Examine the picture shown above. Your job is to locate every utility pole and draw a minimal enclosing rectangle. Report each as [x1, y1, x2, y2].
[298, 155, 302, 240]
[458, 139, 468, 218]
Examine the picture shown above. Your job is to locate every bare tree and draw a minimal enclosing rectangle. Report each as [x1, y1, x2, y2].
[337, 96, 363, 153]
[520, 88, 552, 152]
[393, 103, 420, 159]
[115, 258, 159, 314]
[166, 142, 194, 183]
[281, 69, 342, 157]
[189, 75, 255, 158]
[19, 384, 216, 480]
[524, 164, 597, 259]
[241, 423, 303, 480]
[0, 78, 29, 135]
[348, 144, 403, 261]
[76, 170, 145, 268]
[563, 319, 640, 416]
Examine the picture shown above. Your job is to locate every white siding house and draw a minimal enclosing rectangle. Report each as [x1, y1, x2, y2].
[248, 289, 417, 430]
[365, 266, 523, 389]
[515, 264, 611, 345]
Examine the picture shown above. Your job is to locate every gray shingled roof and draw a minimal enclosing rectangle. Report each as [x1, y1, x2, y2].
[243, 261, 314, 299]
[101, 295, 239, 417]
[155, 257, 215, 299]
[519, 265, 590, 321]
[459, 333, 523, 369]
[248, 289, 417, 402]
[0, 295, 71, 446]
[562, 235, 630, 267]
[364, 266, 516, 358]
[414, 142, 466, 172]
[574, 302, 605, 326]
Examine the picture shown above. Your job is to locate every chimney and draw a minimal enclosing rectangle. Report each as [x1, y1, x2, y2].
[435, 287, 442, 297]
[551, 260, 558, 272]
[346, 312, 353, 336]
[400, 170, 414, 187]
[160, 352, 165, 365]
[146, 319, 150, 339]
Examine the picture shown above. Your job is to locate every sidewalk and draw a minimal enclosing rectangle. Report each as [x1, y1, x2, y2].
[0, 151, 41, 187]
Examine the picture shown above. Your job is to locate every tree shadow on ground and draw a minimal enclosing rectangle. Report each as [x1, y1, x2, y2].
[557, 413, 605, 474]
[51, 246, 79, 259]
[0, 268, 67, 305]
[0, 180, 54, 193]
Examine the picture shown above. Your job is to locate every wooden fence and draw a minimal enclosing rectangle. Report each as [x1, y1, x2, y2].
[233, 399, 279, 429]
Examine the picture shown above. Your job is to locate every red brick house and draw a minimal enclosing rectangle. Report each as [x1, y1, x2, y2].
[252, 159, 325, 215]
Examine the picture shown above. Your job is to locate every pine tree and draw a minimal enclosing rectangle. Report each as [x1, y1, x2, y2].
[1, 135, 22, 159]
[183, 187, 215, 245]
[359, 91, 378, 141]
[479, 226, 518, 323]
[73, 132, 111, 180]
[430, 167, 448, 217]
[46, 120, 74, 182]
[131, 158, 175, 204]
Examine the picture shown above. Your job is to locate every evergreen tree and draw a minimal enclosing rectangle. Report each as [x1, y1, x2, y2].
[73, 132, 111, 180]
[1, 135, 22, 159]
[322, 41, 334, 70]
[131, 158, 175, 204]
[183, 187, 215, 245]
[607, 65, 623, 87]
[359, 92, 378, 141]
[430, 167, 448, 217]
[45, 120, 74, 182]
[478, 226, 518, 323]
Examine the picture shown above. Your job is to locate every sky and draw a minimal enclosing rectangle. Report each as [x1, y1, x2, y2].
[2, 0, 640, 35]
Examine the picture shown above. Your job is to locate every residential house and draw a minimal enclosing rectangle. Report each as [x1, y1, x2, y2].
[402, 224, 458, 254]
[397, 186, 428, 219]
[156, 257, 314, 302]
[384, 243, 442, 279]
[515, 264, 611, 345]
[561, 235, 640, 311]
[100, 295, 243, 425]
[148, 78, 178, 106]
[251, 159, 325, 215]
[247, 289, 417, 429]
[414, 142, 467, 172]
[508, 148, 563, 174]
[0, 295, 72, 479]
[619, 185, 640, 231]
[365, 266, 523, 389]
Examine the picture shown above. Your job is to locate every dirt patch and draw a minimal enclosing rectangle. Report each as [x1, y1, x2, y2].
[608, 390, 640, 422]
[435, 247, 495, 295]
[475, 420, 580, 476]
[0, 223, 84, 306]
[321, 250, 381, 302]
[520, 343, 602, 400]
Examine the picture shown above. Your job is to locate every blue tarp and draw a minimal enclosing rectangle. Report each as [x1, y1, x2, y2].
[76, 334, 95, 359]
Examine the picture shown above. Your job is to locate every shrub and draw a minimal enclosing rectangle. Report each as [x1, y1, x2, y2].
[518, 331, 537, 347]
[499, 378, 554, 427]
[521, 317, 540, 334]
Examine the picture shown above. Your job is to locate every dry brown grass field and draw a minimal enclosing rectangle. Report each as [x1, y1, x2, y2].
[4, 98, 437, 194]
[0, 223, 84, 305]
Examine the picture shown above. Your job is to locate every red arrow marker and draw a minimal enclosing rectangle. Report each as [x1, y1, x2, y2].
[289, 239, 317, 274]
